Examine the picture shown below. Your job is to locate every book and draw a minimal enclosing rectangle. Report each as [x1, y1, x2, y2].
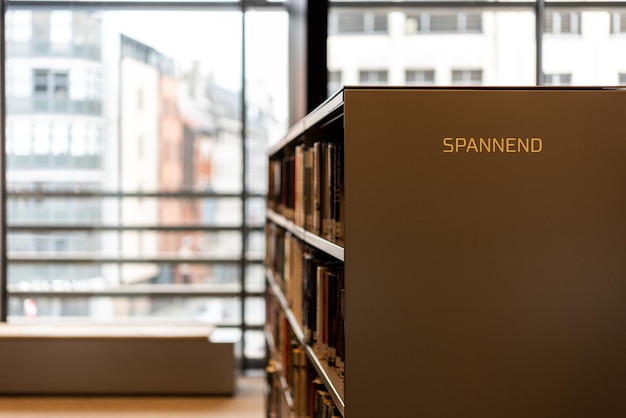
[304, 146, 315, 231]
[312, 142, 323, 235]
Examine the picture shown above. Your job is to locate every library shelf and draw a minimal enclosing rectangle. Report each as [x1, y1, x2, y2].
[267, 86, 626, 417]
[266, 269, 345, 415]
[265, 330, 295, 411]
[267, 209, 344, 262]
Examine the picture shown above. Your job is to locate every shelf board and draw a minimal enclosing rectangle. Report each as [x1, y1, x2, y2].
[303, 232, 344, 262]
[266, 269, 345, 416]
[303, 344, 345, 413]
[304, 89, 344, 131]
[266, 210, 344, 262]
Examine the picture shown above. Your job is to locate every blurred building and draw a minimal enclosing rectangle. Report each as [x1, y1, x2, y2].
[4, 10, 108, 316]
[328, 9, 626, 89]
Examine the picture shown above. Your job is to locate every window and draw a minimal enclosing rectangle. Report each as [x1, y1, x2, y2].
[452, 69, 483, 85]
[406, 69, 435, 85]
[330, 12, 388, 34]
[610, 12, 626, 34]
[545, 11, 581, 35]
[54, 72, 68, 98]
[3, 5, 289, 371]
[33, 69, 49, 94]
[406, 12, 483, 34]
[359, 69, 388, 85]
[619, 73, 626, 84]
[544, 73, 572, 85]
[32, 69, 69, 109]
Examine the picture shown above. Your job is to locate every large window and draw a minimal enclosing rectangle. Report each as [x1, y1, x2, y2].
[2, 1, 288, 370]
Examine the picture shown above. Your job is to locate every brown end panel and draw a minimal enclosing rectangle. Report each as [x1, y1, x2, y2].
[344, 88, 626, 417]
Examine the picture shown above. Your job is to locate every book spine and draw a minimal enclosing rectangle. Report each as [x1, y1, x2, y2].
[321, 143, 331, 241]
[312, 142, 322, 236]
[334, 144, 344, 246]
[304, 147, 314, 232]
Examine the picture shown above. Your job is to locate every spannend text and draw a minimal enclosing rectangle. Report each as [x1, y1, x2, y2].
[443, 137, 543, 153]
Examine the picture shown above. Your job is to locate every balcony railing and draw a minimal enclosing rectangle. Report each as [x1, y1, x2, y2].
[5, 189, 267, 366]
[6, 41, 101, 60]
[7, 97, 102, 115]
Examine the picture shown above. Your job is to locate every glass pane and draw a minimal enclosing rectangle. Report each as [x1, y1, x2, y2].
[245, 263, 265, 293]
[246, 231, 265, 259]
[7, 230, 243, 258]
[8, 295, 242, 324]
[8, 262, 241, 288]
[338, 13, 365, 33]
[430, 14, 459, 33]
[543, 10, 626, 85]
[6, 196, 242, 226]
[5, 8, 244, 315]
[246, 197, 266, 227]
[4, 3, 285, 369]
[329, 8, 536, 88]
[244, 297, 264, 325]
[244, 10, 288, 192]
[244, 329, 266, 359]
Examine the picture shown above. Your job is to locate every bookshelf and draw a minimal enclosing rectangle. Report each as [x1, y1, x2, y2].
[265, 86, 626, 417]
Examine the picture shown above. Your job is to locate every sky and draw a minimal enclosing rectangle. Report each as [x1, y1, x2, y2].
[106, 10, 288, 117]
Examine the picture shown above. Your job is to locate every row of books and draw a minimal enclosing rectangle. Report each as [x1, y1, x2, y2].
[266, 297, 342, 418]
[266, 223, 345, 379]
[268, 141, 344, 246]
[266, 367, 292, 418]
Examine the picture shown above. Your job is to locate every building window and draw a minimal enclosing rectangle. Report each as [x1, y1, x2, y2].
[545, 12, 581, 35]
[405, 69, 435, 85]
[359, 69, 388, 85]
[544, 73, 572, 85]
[330, 12, 388, 34]
[33, 69, 49, 94]
[610, 12, 626, 34]
[33, 69, 69, 97]
[406, 12, 483, 34]
[452, 69, 483, 86]
[54, 72, 68, 98]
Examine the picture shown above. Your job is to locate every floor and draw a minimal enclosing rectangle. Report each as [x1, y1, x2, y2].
[0, 375, 265, 418]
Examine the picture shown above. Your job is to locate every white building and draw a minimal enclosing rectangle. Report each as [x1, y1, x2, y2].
[328, 9, 626, 88]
